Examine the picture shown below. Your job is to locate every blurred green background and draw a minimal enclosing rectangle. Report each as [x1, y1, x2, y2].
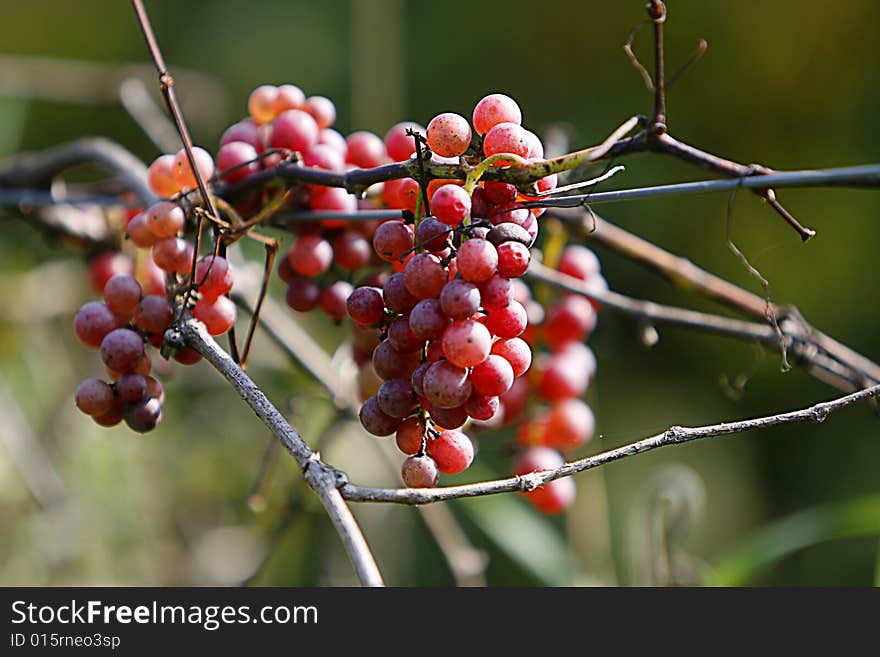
[0, 0, 878, 586]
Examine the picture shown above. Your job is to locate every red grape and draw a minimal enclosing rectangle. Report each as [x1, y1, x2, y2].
[100, 328, 145, 373]
[192, 295, 236, 335]
[426, 113, 472, 158]
[401, 454, 439, 488]
[427, 430, 474, 474]
[75, 378, 114, 416]
[74, 301, 120, 348]
[472, 93, 522, 136]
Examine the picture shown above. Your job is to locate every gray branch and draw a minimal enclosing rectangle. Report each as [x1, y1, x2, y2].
[341, 383, 880, 505]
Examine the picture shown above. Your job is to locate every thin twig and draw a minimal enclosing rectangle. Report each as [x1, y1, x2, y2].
[342, 383, 880, 505]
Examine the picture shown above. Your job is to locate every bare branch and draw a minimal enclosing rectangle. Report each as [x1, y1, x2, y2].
[169, 318, 384, 587]
[341, 383, 880, 505]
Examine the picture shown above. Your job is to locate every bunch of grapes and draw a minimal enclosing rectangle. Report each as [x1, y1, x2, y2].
[346, 93, 567, 489]
[494, 245, 605, 513]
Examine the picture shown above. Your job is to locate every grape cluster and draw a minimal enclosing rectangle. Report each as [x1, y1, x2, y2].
[498, 244, 605, 513]
[349, 94, 564, 489]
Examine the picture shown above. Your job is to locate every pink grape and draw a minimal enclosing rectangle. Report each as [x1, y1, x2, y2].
[171, 146, 215, 189]
[441, 319, 492, 368]
[403, 253, 446, 299]
[133, 295, 172, 334]
[415, 216, 450, 253]
[303, 143, 345, 171]
[372, 220, 414, 262]
[146, 201, 185, 238]
[427, 430, 474, 474]
[220, 121, 264, 153]
[248, 84, 279, 124]
[422, 360, 472, 409]
[152, 237, 194, 275]
[103, 274, 142, 317]
[346, 131, 386, 168]
[194, 255, 233, 302]
[289, 234, 333, 277]
[401, 454, 439, 488]
[100, 328, 145, 373]
[377, 378, 417, 418]
[74, 301, 119, 348]
[470, 354, 514, 396]
[426, 112, 471, 158]
[427, 404, 468, 430]
[478, 274, 513, 310]
[496, 241, 531, 278]
[126, 212, 158, 248]
[75, 378, 115, 416]
[270, 109, 319, 153]
[464, 391, 499, 421]
[431, 184, 471, 226]
[384, 121, 426, 161]
[472, 93, 522, 136]
[333, 231, 372, 271]
[303, 96, 336, 129]
[482, 122, 531, 160]
[347, 286, 385, 326]
[319, 281, 353, 321]
[395, 417, 424, 455]
[147, 154, 181, 197]
[372, 340, 420, 380]
[490, 337, 532, 377]
[360, 395, 402, 436]
[216, 141, 260, 183]
[285, 277, 321, 312]
[387, 316, 424, 353]
[439, 279, 480, 320]
[409, 298, 448, 341]
[486, 299, 527, 338]
[192, 295, 236, 335]
[456, 238, 498, 283]
[383, 272, 419, 314]
[273, 84, 306, 113]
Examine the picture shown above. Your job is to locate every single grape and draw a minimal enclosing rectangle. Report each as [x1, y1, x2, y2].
[284, 276, 321, 313]
[144, 375, 165, 404]
[422, 360, 472, 409]
[485, 299, 527, 338]
[558, 245, 601, 282]
[74, 301, 120, 348]
[303, 142, 345, 171]
[496, 241, 531, 278]
[487, 222, 532, 248]
[383, 272, 419, 315]
[483, 122, 531, 159]
[126, 212, 158, 248]
[319, 281, 353, 321]
[427, 403, 468, 430]
[483, 181, 518, 205]
[270, 109, 319, 153]
[152, 237, 194, 275]
[401, 454, 439, 488]
[273, 84, 306, 113]
[303, 96, 336, 129]
[216, 141, 260, 183]
[544, 399, 595, 451]
[377, 378, 418, 418]
[431, 184, 471, 226]
[414, 216, 450, 253]
[346, 131, 386, 168]
[395, 417, 424, 455]
[427, 429, 474, 474]
[317, 128, 348, 155]
[441, 319, 492, 368]
[456, 238, 498, 283]
[408, 298, 448, 341]
[75, 378, 114, 416]
[387, 316, 425, 353]
[248, 84, 279, 124]
[103, 274, 142, 318]
[544, 294, 597, 348]
[410, 361, 432, 398]
[472, 93, 522, 136]
[426, 112, 472, 158]
[384, 121, 426, 161]
[192, 296, 236, 336]
[478, 274, 513, 310]
[403, 253, 447, 299]
[289, 234, 333, 277]
[372, 220, 414, 263]
[116, 372, 147, 403]
[147, 154, 181, 197]
[310, 186, 358, 213]
[171, 146, 215, 190]
[332, 231, 372, 271]
[347, 286, 385, 326]
[513, 446, 575, 514]
[220, 120, 265, 153]
[100, 328, 145, 373]
[490, 337, 532, 377]
[372, 340, 420, 380]
[471, 354, 514, 396]
[538, 342, 596, 401]
[463, 391, 499, 421]
[439, 278, 481, 320]
[124, 396, 163, 433]
[359, 395, 402, 436]
[173, 347, 203, 365]
[194, 255, 234, 302]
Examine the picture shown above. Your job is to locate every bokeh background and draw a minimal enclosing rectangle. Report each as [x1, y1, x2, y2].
[0, 0, 878, 586]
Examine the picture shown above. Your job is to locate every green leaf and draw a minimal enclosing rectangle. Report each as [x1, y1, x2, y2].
[709, 494, 880, 586]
